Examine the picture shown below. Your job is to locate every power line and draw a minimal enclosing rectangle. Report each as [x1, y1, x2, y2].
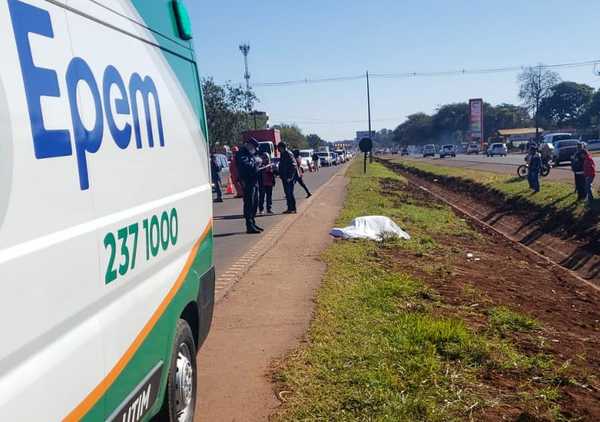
[254, 59, 600, 87]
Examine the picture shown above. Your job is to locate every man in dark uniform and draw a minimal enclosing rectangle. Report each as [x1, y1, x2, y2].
[277, 142, 299, 214]
[571, 142, 587, 200]
[236, 138, 263, 234]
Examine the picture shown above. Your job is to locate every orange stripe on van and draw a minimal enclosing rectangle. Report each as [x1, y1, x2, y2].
[63, 222, 212, 422]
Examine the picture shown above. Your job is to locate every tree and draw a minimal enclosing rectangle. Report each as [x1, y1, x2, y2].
[580, 89, 600, 135]
[431, 103, 469, 143]
[518, 65, 560, 139]
[273, 124, 308, 149]
[306, 134, 326, 150]
[538, 81, 594, 128]
[485, 103, 532, 138]
[392, 113, 433, 146]
[202, 77, 258, 147]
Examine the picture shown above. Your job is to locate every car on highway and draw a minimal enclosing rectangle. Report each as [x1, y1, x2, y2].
[423, 144, 436, 157]
[0, 1, 213, 421]
[299, 149, 314, 171]
[486, 143, 508, 157]
[439, 144, 457, 158]
[543, 133, 575, 145]
[334, 149, 347, 163]
[318, 151, 334, 166]
[466, 143, 480, 154]
[553, 139, 579, 166]
[401, 147, 409, 156]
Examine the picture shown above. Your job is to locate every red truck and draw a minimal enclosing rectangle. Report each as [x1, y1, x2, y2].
[242, 129, 282, 158]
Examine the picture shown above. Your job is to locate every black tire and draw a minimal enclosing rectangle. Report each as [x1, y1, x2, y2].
[555, 160, 560, 167]
[517, 165, 528, 179]
[541, 165, 551, 178]
[160, 319, 197, 422]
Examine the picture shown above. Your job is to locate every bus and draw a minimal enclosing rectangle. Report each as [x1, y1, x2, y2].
[0, 0, 214, 420]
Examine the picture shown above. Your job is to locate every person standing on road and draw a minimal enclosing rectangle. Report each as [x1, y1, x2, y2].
[229, 146, 243, 198]
[528, 146, 542, 193]
[293, 149, 312, 199]
[312, 151, 320, 172]
[571, 143, 586, 200]
[277, 142, 298, 214]
[583, 145, 596, 204]
[258, 152, 275, 215]
[210, 154, 223, 203]
[236, 138, 263, 234]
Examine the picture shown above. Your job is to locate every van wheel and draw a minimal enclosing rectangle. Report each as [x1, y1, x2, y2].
[163, 320, 197, 422]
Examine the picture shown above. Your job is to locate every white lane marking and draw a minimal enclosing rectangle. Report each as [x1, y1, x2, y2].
[0, 184, 211, 265]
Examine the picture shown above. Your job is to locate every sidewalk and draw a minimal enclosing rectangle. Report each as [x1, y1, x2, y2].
[195, 170, 348, 421]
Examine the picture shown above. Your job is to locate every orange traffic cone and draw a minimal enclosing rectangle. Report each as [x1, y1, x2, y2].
[225, 177, 234, 195]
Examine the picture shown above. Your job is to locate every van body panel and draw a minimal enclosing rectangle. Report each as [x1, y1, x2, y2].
[0, 0, 213, 420]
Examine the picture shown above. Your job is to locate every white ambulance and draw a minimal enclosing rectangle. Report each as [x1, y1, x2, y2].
[0, 0, 214, 420]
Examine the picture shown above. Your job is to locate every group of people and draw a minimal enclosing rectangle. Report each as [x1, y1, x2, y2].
[525, 142, 596, 203]
[211, 138, 314, 234]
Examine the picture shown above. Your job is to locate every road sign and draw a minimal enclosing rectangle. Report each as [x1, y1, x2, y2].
[359, 137, 373, 153]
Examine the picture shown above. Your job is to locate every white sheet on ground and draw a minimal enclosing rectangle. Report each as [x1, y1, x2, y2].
[330, 216, 410, 241]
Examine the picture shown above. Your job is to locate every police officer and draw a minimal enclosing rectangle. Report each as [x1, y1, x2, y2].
[277, 142, 299, 214]
[236, 138, 263, 234]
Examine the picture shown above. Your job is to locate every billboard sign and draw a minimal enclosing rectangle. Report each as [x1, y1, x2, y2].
[469, 99, 484, 142]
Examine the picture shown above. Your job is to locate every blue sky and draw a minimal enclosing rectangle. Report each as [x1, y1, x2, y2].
[188, 0, 600, 141]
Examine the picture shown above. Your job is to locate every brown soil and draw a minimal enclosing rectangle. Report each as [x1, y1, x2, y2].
[381, 159, 600, 286]
[380, 178, 600, 421]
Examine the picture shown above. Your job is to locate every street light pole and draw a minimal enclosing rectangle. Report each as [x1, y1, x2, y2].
[366, 71, 373, 163]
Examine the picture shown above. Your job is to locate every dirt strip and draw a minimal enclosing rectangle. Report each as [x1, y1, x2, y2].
[381, 176, 600, 420]
[381, 159, 600, 288]
[195, 173, 348, 422]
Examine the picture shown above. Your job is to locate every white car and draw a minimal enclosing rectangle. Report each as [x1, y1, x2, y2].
[298, 149, 314, 171]
[0, 2, 213, 421]
[466, 143, 480, 154]
[422, 144, 436, 157]
[487, 143, 508, 157]
[318, 152, 334, 166]
[439, 144, 456, 158]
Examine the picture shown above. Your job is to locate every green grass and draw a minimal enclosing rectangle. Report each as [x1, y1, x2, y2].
[274, 160, 563, 421]
[489, 306, 539, 334]
[393, 159, 586, 216]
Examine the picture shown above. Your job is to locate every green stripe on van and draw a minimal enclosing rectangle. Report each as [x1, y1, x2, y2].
[81, 232, 213, 421]
[129, 0, 209, 142]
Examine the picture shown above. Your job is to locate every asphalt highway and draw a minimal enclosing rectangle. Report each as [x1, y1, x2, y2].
[212, 164, 341, 275]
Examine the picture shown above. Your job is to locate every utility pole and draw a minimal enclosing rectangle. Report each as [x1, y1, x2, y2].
[239, 43, 257, 129]
[366, 71, 373, 163]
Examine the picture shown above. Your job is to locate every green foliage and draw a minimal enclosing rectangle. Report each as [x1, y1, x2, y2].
[489, 307, 539, 334]
[539, 81, 595, 128]
[392, 103, 533, 146]
[272, 123, 308, 149]
[202, 77, 258, 147]
[306, 133, 326, 150]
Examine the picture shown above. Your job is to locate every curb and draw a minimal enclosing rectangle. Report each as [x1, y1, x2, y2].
[213, 164, 349, 303]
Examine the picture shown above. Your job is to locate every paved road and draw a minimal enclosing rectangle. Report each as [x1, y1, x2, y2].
[212, 164, 341, 275]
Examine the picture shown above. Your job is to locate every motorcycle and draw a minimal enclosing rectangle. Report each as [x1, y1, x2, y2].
[517, 159, 551, 179]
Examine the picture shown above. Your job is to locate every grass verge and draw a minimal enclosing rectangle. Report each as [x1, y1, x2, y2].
[392, 159, 583, 214]
[273, 161, 567, 421]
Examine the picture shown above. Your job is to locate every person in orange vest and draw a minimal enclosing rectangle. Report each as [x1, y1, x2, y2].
[229, 146, 243, 198]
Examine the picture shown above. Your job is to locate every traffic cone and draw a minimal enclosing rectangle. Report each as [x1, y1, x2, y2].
[225, 177, 234, 195]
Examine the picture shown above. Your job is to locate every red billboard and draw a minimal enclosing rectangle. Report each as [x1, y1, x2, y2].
[469, 98, 484, 142]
